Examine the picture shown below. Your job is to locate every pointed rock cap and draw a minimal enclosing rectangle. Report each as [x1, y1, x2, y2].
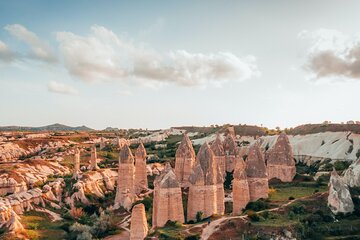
[155, 163, 180, 188]
[226, 126, 236, 137]
[196, 142, 221, 185]
[75, 147, 80, 154]
[233, 157, 247, 180]
[188, 164, 205, 185]
[223, 134, 237, 155]
[267, 132, 294, 166]
[119, 144, 134, 164]
[176, 134, 196, 159]
[245, 142, 267, 178]
[211, 134, 225, 156]
[135, 142, 147, 160]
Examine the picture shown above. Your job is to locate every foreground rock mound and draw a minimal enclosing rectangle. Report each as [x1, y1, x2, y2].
[152, 163, 184, 228]
[245, 143, 269, 201]
[175, 134, 196, 187]
[130, 203, 148, 240]
[328, 169, 354, 214]
[266, 133, 296, 182]
[232, 157, 250, 215]
[187, 143, 224, 221]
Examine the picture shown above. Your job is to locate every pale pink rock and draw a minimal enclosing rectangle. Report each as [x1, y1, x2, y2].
[211, 134, 226, 175]
[89, 145, 99, 171]
[115, 145, 135, 210]
[152, 163, 184, 228]
[130, 203, 148, 240]
[246, 143, 269, 201]
[175, 134, 196, 187]
[232, 157, 250, 215]
[266, 133, 296, 182]
[134, 143, 148, 194]
[223, 134, 237, 172]
[73, 148, 81, 179]
[328, 169, 354, 214]
[187, 143, 224, 221]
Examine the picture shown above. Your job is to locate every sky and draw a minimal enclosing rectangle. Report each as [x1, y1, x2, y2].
[1, 0, 360, 130]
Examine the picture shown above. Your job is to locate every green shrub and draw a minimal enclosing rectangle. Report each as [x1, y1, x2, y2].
[245, 199, 270, 211]
[196, 211, 204, 222]
[247, 210, 260, 222]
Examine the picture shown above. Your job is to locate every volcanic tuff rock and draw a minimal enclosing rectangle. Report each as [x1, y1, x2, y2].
[232, 157, 250, 215]
[246, 143, 269, 201]
[187, 143, 224, 221]
[89, 145, 99, 171]
[130, 203, 148, 240]
[266, 133, 296, 182]
[115, 145, 135, 210]
[175, 134, 196, 187]
[343, 158, 360, 187]
[328, 169, 354, 214]
[73, 147, 81, 179]
[0, 160, 70, 196]
[134, 143, 148, 194]
[152, 163, 184, 227]
[211, 134, 226, 175]
[223, 134, 238, 172]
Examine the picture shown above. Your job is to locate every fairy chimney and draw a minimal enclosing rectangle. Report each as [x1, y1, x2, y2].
[266, 133, 296, 182]
[99, 137, 106, 150]
[114, 144, 135, 210]
[89, 145, 99, 171]
[223, 134, 237, 172]
[73, 148, 81, 179]
[152, 163, 184, 228]
[187, 142, 224, 221]
[232, 157, 250, 215]
[175, 134, 196, 187]
[130, 203, 148, 240]
[245, 143, 269, 201]
[211, 134, 226, 175]
[134, 143, 148, 194]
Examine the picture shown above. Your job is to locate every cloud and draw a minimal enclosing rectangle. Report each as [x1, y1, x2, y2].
[5, 24, 56, 63]
[0, 40, 16, 62]
[138, 18, 165, 36]
[56, 25, 259, 87]
[47, 81, 79, 95]
[300, 29, 360, 80]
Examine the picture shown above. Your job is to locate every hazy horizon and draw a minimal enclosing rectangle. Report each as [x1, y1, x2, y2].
[1, 1, 360, 130]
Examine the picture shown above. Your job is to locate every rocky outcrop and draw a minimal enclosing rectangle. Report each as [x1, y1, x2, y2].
[223, 134, 237, 172]
[246, 143, 269, 201]
[187, 143, 224, 221]
[0, 208, 24, 236]
[0, 160, 70, 196]
[73, 148, 81, 179]
[211, 134, 226, 175]
[232, 157, 250, 215]
[134, 143, 148, 194]
[89, 145, 99, 171]
[115, 145, 135, 210]
[152, 163, 184, 228]
[328, 169, 354, 214]
[175, 134, 196, 187]
[99, 137, 106, 150]
[266, 133, 296, 182]
[130, 203, 148, 240]
[343, 158, 360, 187]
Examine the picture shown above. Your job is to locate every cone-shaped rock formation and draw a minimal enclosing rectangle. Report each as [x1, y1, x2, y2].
[232, 156, 250, 215]
[134, 143, 148, 194]
[175, 134, 196, 187]
[130, 203, 148, 240]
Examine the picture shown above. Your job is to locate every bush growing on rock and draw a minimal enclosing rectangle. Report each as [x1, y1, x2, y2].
[196, 211, 204, 222]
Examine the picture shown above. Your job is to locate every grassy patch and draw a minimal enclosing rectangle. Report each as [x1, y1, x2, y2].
[269, 182, 327, 202]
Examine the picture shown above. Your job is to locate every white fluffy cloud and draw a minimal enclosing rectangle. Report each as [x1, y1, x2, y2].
[56, 25, 259, 87]
[0, 40, 16, 62]
[300, 29, 360, 80]
[47, 81, 79, 95]
[5, 24, 56, 63]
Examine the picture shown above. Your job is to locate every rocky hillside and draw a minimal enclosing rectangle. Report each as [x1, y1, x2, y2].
[0, 123, 94, 132]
